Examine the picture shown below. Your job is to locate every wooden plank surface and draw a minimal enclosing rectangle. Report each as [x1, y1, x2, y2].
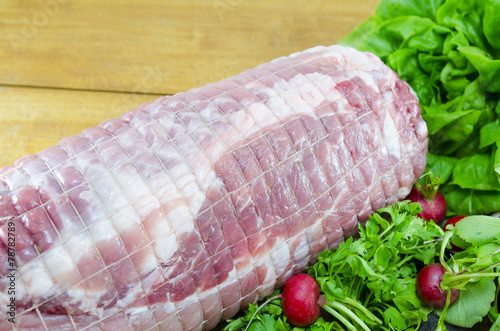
[0, 86, 159, 166]
[0, 0, 380, 93]
[0, 0, 380, 167]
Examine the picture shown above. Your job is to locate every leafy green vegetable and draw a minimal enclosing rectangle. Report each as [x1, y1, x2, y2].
[451, 153, 500, 190]
[433, 215, 500, 328]
[454, 215, 500, 246]
[423, 153, 457, 183]
[443, 187, 500, 215]
[435, 277, 496, 327]
[223, 203, 500, 331]
[340, 0, 500, 215]
[224, 292, 287, 331]
[224, 201, 441, 331]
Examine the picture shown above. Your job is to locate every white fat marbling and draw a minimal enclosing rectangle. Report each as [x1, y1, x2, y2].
[19, 260, 55, 299]
[383, 110, 401, 159]
[154, 233, 179, 262]
[269, 239, 290, 278]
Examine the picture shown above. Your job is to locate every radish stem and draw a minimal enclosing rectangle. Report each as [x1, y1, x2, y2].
[326, 300, 372, 331]
[436, 287, 453, 330]
[446, 272, 500, 283]
[321, 304, 357, 331]
[440, 231, 454, 274]
[341, 297, 382, 324]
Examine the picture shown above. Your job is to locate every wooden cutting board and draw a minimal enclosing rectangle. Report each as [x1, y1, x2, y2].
[0, 0, 380, 167]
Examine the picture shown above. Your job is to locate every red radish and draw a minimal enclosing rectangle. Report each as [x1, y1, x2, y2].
[406, 186, 447, 223]
[244, 273, 324, 329]
[443, 216, 467, 252]
[281, 274, 322, 327]
[416, 263, 459, 309]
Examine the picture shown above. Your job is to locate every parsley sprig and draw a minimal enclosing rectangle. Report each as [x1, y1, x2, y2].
[223, 202, 500, 330]
[224, 201, 444, 330]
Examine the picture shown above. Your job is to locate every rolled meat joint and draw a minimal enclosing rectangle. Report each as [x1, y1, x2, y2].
[0, 45, 428, 331]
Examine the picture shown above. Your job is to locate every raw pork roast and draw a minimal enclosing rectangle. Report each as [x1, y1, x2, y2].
[0, 45, 428, 330]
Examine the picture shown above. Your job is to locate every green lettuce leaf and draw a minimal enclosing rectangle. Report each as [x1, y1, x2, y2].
[443, 185, 500, 215]
[340, 0, 500, 215]
[454, 215, 500, 246]
[483, 0, 500, 49]
[424, 153, 457, 183]
[450, 153, 500, 190]
[374, 0, 444, 21]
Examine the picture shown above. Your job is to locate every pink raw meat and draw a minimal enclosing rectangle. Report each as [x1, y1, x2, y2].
[0, 45, 427, 331]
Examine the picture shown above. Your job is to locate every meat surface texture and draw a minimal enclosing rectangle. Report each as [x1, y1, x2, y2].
[0, 45, 428, 331]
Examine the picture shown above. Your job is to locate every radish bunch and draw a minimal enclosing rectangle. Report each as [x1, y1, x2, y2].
[224, 201, 500, 331]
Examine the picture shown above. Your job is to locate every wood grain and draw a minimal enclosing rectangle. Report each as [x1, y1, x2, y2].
[0, 86, 159, 166]
[0, 0, 381, 167]
[0, 0, 380, 94]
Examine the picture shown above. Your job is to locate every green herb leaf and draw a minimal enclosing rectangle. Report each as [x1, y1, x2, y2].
[382, 306, 407, 330]
[309, 202, 441, 330]
[435, 277, 496, 327]
[491, 315, 500, 331]
[454, 215, 500, 246]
